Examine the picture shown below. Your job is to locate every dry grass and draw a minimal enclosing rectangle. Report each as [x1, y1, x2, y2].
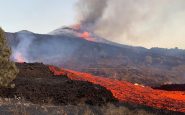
[0, 98, 183, 115]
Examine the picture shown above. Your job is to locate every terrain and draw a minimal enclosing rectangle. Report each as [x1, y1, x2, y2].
[154, 84, 185, 91]
[0, 63, 184, 115]
[3, 28, 185, 114]
[5, 28, 185, 87]
[49, 65, 185, 113]
[0, 63, 117, 106]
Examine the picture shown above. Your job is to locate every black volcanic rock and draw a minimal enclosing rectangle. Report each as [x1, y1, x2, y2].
[0, 63, 117, 105]
[153, 84, 185, 91]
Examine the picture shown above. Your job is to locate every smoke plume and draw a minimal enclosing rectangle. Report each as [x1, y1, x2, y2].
[8, 31, 79, 66]
[76, 0, 185, 48]
[76, 0, 107, 31]
[11, 32, 36, 63]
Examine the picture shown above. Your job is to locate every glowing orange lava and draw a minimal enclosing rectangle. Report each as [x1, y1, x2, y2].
[80, 31, 94, 42]
[49, 66, 185, 113]
[71, 24, 95, 42]
[14, 52, 25, 63]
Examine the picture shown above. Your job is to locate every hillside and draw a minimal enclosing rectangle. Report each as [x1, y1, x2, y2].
[5, 29, 185, 86]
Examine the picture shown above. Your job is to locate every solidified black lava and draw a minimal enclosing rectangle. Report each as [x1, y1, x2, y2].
[0, 63, 117, 105]
[153, 84, 185, 91]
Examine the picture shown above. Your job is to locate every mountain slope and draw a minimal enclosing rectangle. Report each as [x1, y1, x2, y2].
[5, 29, 185, 86]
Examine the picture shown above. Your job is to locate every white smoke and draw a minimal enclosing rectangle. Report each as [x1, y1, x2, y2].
[76, 0, 107, 31]
[11, 32, 36, 62]
[76, 0, 185, 49]
[9, 31, 80, 66]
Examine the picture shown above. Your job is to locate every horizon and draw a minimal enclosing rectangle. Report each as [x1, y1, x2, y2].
[1, 0, 185, 49]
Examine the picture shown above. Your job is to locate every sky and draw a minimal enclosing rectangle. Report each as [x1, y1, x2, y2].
[0, 0, 77, 34]
[0, 0, 185, 49]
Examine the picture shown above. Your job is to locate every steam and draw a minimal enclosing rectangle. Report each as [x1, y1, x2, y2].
[10, 31, 79, 66]
[76, 0, 185, 48]
[11, 32, 36, 62]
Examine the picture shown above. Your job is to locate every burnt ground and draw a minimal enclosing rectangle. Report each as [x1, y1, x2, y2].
[0, 63, 117, 106]
[153, 84, 185, 91]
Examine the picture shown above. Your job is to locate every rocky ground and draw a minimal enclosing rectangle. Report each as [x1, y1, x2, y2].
[0, 63, 117, 106]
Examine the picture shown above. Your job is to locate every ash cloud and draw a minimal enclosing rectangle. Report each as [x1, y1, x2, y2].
[76, 0, 108, 31]
[76, 0, 185, 48]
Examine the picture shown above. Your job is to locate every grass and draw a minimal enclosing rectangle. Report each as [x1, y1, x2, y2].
[0, 98, 184, 115]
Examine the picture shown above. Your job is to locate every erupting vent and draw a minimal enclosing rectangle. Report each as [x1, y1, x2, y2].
[14, 52, 25, 63]
[71, 24, 95, 42]
[49, 66, 185, 113]
[80, 31, 94, 42]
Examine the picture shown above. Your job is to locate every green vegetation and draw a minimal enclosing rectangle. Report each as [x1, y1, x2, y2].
[0, 28, 18, 87]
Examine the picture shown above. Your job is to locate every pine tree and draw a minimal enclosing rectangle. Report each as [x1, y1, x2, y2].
[0, 28, 19, 87]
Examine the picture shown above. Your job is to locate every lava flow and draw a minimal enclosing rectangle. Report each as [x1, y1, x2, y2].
[49, 66, 185, 113]
[80, 31, 94, 42]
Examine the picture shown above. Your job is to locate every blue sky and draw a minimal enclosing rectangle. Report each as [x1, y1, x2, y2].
[0, 0, 77, 33]
[0, 0, 185, 49]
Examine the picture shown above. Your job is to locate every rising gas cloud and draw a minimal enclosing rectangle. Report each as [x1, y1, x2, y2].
[8, 31, 79, 66]
[76, 0, 185, 49]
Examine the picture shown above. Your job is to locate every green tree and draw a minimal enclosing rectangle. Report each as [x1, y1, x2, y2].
[0, 28, 19, 87]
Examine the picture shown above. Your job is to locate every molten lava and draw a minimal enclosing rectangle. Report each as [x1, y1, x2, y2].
[71, 24, 95, 42]
[80, 31, 94, 42]
[49, 66, 185, 113]
[14, 52, 25, 63]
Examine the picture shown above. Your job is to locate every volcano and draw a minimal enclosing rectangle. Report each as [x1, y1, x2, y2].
[6, 27, 185, 87]
[49, 26, 114, 44]
[3, 27, 185, 114]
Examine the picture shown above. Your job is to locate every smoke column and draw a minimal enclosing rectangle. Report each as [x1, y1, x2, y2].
[11, 32, 36, 63]
[76, 0, 108, 31]
[76, 0, 185, 48]
[8, 31, 79, 66]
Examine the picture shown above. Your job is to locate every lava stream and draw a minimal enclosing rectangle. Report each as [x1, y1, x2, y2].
[80, 31, 94, 41]
[49, 66, 185, 113]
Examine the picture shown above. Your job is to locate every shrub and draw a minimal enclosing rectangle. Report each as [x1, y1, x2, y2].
[0, 28, 19, 87]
